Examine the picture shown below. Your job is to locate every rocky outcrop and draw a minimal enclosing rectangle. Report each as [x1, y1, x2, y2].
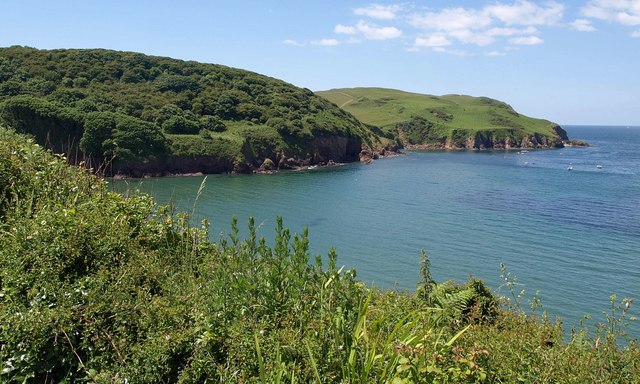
[403, 126, 567, 151]
[305, 134, 362, 163]
[112, 155, 239, 178]
[113, 133, 368, 177]
[111, 124, 573, 177]
[552, 124, 569, 141]
[240, 133, 363, 171]
[563, 139, 589, 147]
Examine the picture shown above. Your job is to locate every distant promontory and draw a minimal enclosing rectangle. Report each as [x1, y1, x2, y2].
[317, 87, 575, 151]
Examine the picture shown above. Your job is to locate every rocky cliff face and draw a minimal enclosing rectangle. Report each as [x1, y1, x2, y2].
[552, 124, 569, 141]
[304, 134, 362, 163]
[462, 129, 565, 150]
[403, 125, 567, 150]
[113, 133, 364, 177]
[254, 134, 363, 172]
[113, 124, 570, 177]
[112, 156, 237, 178]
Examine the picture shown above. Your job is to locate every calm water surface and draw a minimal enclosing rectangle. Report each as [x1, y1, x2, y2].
[114, 126, 640, 336]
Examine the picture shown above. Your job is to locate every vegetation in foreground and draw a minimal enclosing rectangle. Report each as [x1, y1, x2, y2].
[317, 88, 568, 149]
[1, 127, 638, 383]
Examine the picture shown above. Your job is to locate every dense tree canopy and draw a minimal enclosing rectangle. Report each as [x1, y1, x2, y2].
[0, 46, 382, 174]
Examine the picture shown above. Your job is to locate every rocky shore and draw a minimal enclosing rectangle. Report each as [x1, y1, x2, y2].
[109, 126, 586, 178]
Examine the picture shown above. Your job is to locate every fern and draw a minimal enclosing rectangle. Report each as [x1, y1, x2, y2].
[424, 279, 498, 324]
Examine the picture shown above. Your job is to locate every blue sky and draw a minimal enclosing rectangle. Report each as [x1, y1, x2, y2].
[1, 0, 638, 125]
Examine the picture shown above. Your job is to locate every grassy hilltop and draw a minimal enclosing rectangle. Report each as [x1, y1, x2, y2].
[0, 46, 389, 176]
[318, 87, 569, 149]
[1, 126, 638, 382]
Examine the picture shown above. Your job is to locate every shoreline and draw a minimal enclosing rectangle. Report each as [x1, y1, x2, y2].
[109, 140, 590, 179]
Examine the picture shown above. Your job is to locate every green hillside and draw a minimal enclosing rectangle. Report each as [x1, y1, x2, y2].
[0, 47, 387, 175]
[318, 87, 568, 149]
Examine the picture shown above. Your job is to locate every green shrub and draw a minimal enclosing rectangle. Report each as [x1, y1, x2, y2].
[199, 115, 226, 132]
[161, 115, 200, 134]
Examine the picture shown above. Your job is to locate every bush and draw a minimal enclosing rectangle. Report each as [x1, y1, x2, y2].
[109, 115, 169, 163]
[161, 115, 200, 134]
[153, 74, 200, 92]
[199, 115, 226, 132]
[396, 116, 445, 144]
[0, 96, 84, 153]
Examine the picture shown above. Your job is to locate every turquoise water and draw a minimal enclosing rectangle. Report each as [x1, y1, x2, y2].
[114, 126, 640, 336]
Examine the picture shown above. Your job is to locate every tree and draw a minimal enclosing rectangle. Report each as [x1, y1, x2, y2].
[0, 96, 84, 152]
[153, 74, 199, 92]
[161, 115, 200, 134]
[109, 114, 169, 163]
[79, 111, 116, 157]
[200, 115, 226, 132]
[154, 104, 184, 126]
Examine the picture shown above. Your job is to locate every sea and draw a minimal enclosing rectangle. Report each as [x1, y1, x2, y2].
[113, 126, 640, 338]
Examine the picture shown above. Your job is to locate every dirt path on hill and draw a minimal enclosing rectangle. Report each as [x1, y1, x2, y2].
[337, 92, 355, 108]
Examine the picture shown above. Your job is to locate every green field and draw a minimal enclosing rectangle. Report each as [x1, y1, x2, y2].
[317, 87, 564, 146]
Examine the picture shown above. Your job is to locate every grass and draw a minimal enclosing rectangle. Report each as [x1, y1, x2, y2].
[1, 126, 638, 383]
[317, 87, 561, 140]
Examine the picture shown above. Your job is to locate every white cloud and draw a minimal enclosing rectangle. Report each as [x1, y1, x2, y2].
[354, 4, 402, 20]
[406, 3, 557, 51]
[632, 30, 640, 37]
[334, 1, 581, 54]
[409, 7, 492, 31]
[509, 35, 544, 44]
[356, 20, 403, 40]
[488, 26, 539, 36]
[433, 47, 471, 56]
[335, 24, 357, 35]
[570, 19, 597, 31]
[449, 29, 496, 46]
[484, 50, 507, 56]
[283, 39, 305, 47]
[582, 0, 640, 26]
[414, 34, 452, 48]
[312, 39, 340, 46]
[485, 1, 564, 26]
[447, 26, 537, 46]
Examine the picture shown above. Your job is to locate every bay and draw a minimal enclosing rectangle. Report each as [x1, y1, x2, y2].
[113, 125, 640, 337]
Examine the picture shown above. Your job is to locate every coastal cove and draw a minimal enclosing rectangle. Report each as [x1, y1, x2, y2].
[114, 125, 640, 336]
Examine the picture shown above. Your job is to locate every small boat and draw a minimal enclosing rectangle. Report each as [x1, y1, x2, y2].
[596, 164, 603, 169]
[567, 165, 573, 171]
